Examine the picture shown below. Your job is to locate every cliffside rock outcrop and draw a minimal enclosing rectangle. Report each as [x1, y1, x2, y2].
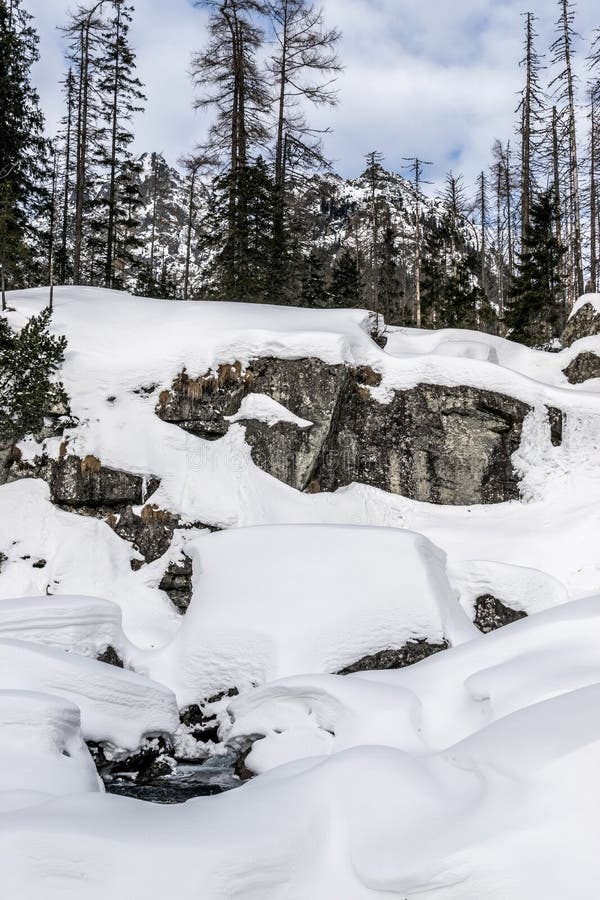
[562, 302, 600, 345]
[159, 358, 533, 506]
[563, 352, 600, 384]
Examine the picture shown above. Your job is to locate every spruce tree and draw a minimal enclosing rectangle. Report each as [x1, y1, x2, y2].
[192, 0, 271, 300]
[507, 189, 566, 346]
[266, 0, 341, 300]
[0, 0, 50, 304]
[0, 308, 67, 450]
[330, 249, 360, 308]
[300, 248, 328, 308]
[94, 0, 145, 288]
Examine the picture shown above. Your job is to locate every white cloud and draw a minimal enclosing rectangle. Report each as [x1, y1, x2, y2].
[25, 0, 598, 194]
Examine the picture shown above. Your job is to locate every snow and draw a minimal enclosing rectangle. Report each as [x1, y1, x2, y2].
[0, 639, 179, 749]
[227, 595, 600, 774]
[447, 559, 568, 618]
[0, 594, 128, 658]
[2, 286, 600, 897]
[226, 392, 313, 428]
[0, 478, 180, 647]
[569, 291, 600, 319]
[0, 691, 102, 802]
[141, 524, 476, 706]
[3, 682, 600, 897]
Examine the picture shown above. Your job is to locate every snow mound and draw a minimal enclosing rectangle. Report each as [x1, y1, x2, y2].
[2, 684, 600, 897]
[142, 524, 476, 706]
[227, 595, 600, 773]
[226, 393, 313, 428]
[569, 292, 600, 319]
[0, 479, 180, 647]
[0, 594, 129, 658]
[448, 559, 568, 618]
[0, 639, 179, 749]
[0, 690, 102, 802]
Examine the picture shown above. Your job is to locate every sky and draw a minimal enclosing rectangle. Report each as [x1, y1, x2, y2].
[25, 0, 599, 195]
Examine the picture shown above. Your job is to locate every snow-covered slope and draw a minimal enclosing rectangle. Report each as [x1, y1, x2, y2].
[2, 286, 600, 898]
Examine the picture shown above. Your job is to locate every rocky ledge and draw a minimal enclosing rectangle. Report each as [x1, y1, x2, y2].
[157, 357, 538, 506]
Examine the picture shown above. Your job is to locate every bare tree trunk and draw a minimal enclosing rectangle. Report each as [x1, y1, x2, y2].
[559, 0, 584, 301]
[105, 2, 123, 288]
[49, 148, 58, 311]
[149, 154, 158, 278]
[60, 69, 74, 284]
[73, 22, 87, 284]
[591, 96, 598, 291]
[521, 12, 534, 244]
[183, 168, 197, 302]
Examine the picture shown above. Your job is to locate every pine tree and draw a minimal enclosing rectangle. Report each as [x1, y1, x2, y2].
[0, 308, 67, 451]
[192, 0, 271, 300]
[507, 189, 566, 346]
[200, 158, 274, 302]
[63, 2, 105, 284]
[267, 0, 341, 299]
[94, 0, 145, 288]
[330, 249, 360, 308]
[0, 0, 50, 306]
[403, 158, 432, 327]
[300, 248, 328, 308]
[57, 67, 77, 284]
[518, 13, 546, 243]
[550, 0, 584, 304]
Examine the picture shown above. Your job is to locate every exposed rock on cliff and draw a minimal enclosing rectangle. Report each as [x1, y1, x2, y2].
[159, 358, 532, 505]
[49, 455, 159, 511]
[563, 302, 600, 345]
[563, 352, 600, 384]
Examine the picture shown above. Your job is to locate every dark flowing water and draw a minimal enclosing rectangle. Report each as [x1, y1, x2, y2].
[104, 753, 241, 804]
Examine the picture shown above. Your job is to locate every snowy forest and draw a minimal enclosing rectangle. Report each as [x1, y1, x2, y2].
[4, 1, 600, 898]
[1, 0, 599, 345]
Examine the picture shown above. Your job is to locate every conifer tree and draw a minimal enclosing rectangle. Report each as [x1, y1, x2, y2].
[518, 13, 545, 243]
[507, 189, 566, 346]
[330, 249, 360, 308]
[267, 0, 341, 297]
[94, 0, 145, 287]
[0, 308, 67, 450]
[300, 248, 328, 308]
[192, 0, 271, 300]
[550, 0, 583, 303]
[0, 0, 49, 306]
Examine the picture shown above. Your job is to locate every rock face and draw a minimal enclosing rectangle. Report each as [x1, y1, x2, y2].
[49, 455, 159, 510]
[159, 358, 533, 505]
[337, 640, 448, 675]
[563, 352, 600, 385]
[474, 595, 527, 634]
[562, 302, 600, 345]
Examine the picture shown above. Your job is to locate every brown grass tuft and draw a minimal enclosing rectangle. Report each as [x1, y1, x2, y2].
[140, 504, 172, 525]
[305, 479, 322, 494]
[80, 454, 102, 476]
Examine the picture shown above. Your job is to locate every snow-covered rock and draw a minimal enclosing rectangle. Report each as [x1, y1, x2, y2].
[0, 639, 179, 749]
[226, 595, 600, 774]
[0, 690, 102, 803]
[141, 524, 476, 706]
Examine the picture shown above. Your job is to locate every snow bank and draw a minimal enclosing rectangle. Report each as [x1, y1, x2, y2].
[0, 639, 179, 749]
[447, 559, 568, 618]
[3, 288, 600, 605]
[141, 524, 476, 706]
[0, 594, 128, 658]
[2, 682, 600, 898]
[227, 595, 600, 773]
[0, 479, 180, 647]
[0, 690, 101, 802]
